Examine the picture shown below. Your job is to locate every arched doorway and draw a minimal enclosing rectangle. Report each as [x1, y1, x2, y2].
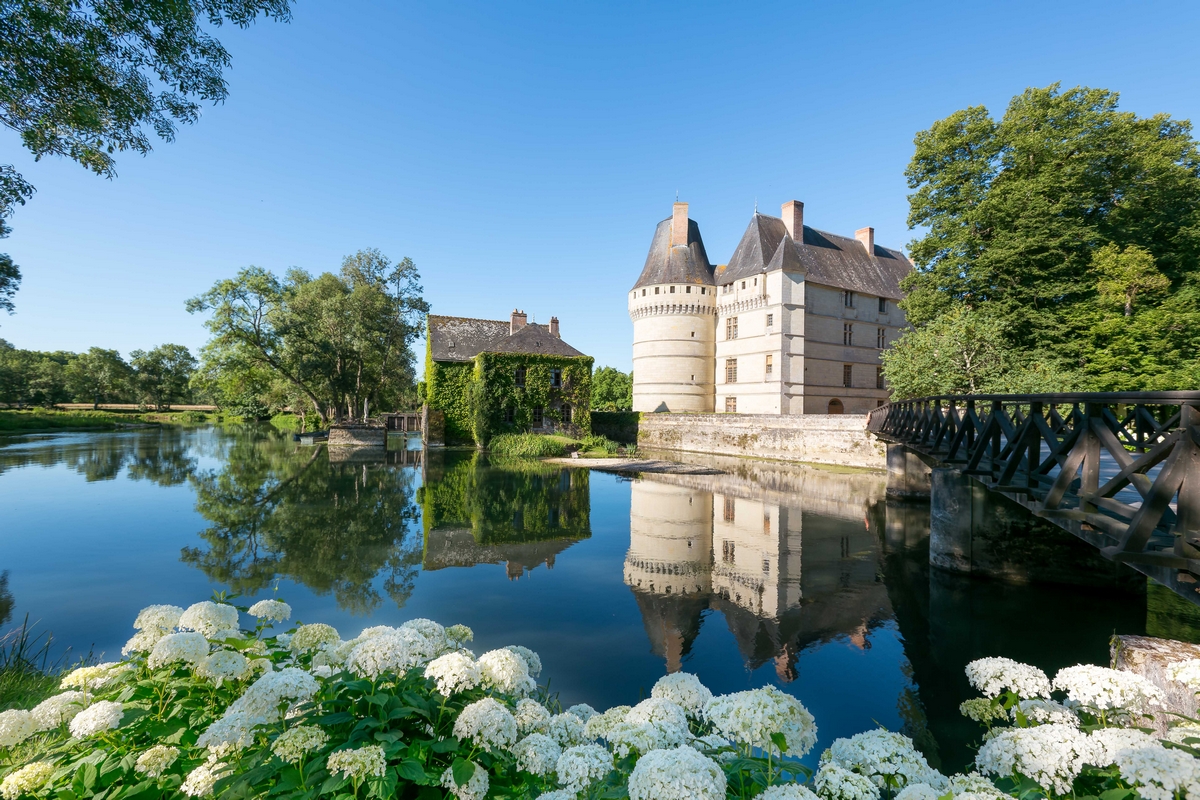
[828, 398, 844, 414]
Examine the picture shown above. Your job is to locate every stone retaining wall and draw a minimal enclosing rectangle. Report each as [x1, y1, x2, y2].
[327, 426, 386, 447]
[635, 413, 886, 470]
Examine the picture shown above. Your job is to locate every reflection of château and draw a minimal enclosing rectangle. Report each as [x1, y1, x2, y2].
[625, 465, 891, 678]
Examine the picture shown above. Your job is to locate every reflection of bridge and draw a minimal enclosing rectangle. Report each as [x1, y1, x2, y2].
[869, 393, 1200, 601]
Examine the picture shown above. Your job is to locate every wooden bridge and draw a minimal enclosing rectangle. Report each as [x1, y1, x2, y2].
[867, 393, 1200, 583]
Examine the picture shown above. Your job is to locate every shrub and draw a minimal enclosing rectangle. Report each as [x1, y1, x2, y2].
[487, 433, 570, 458]
[580, 435, 619, 455]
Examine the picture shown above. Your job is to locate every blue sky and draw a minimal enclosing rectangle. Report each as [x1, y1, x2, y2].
[2, 0, 1199, 373]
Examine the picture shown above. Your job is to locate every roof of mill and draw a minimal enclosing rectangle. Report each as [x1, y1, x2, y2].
[427, 315, 587, 362]
[716, 213, 912, 300]
[631, 217, 715, 290]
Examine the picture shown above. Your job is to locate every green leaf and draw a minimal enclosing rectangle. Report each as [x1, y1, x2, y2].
[450, 758, 474, 788]
[431, 737, 460, 754]
[397, 760, 426, 783]
[770, 732, 788, 753]
[1100, 790, 1135, 800]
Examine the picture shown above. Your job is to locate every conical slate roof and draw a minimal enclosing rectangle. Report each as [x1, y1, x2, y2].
[716, 213, 911, 300]
[631, 217, 715, 290]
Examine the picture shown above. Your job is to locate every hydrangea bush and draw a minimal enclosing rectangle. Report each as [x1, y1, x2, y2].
[1, 596, 1199, 800]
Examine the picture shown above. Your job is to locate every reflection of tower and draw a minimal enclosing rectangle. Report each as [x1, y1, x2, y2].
[710, 493, 802, 618]
[624, 480, 714, 671]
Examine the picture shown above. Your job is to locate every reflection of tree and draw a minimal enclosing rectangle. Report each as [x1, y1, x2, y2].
[0, 428, 197, 484]
[0, 572, 14, 629]
[181, 431, 422, 615]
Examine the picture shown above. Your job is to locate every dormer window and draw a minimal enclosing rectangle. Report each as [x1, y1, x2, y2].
[515, 367, 526, 388]
[551, 369, 562, 388]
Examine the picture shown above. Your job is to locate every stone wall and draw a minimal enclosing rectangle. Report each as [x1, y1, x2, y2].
[636, 412, 885, 469]
[327, 425, 386, 447]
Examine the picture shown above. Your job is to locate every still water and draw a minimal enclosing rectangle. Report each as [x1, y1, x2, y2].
[0, 425, 1183, 769]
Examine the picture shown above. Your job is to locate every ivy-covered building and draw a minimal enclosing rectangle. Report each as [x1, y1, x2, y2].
[425, 310, 593, 444]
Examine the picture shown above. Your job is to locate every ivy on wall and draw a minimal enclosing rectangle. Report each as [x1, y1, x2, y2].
[424, 350, 475, 444]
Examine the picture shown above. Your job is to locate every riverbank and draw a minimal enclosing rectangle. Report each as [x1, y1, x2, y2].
[543, 455, 723, 474]
[0, 408, 253, 434]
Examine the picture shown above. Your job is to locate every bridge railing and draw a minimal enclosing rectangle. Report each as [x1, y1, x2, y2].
[867, 392, 1200, 573]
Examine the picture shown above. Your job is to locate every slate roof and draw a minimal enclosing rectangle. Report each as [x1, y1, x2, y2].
[631, 217, 715, 290]
[715, 213, 911, 300]
[427, 315, 587, 363]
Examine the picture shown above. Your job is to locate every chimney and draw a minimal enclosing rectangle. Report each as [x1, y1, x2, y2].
[549, 316, 560, 337]
[671, 202, 689, 247]
[782, 200, 804, 241]
[856, 227, 875, 255]
[510, 309, 527, 335]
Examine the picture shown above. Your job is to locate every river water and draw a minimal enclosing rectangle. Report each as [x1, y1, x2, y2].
[0, 425, 1190, 769]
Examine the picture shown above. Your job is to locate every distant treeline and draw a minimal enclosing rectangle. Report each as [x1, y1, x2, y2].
[0, 340, 198, 410]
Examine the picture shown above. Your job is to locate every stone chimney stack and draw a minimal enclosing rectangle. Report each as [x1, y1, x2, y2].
[549, 316, 560, 337]
[856, 227, 875, 255]
[671, 202, 689, 247]
[782, 200, 804, 241]
[510, 309, 527, 335]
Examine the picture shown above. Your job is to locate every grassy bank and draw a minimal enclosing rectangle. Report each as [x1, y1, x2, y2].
[0, 619, 72, 712]
[0, 408, 250, 434]
[487, 432, 628, 458]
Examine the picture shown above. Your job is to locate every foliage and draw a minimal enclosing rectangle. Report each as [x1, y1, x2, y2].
[590, 367, 632, 411]
[65, 349, 134, 409]
[589, 412, 639, 445]
[0, 409, 135, 433]
[468, 353, 593, 446]
[486, 434, 571, 459]
[579, 435, 619, 456]
[130, 345, 197, 411]
[0, 618, 72, 712]
[188, 251, 429, 424]
[424, 358, 474, 445]
[895, 83, 1200, 393]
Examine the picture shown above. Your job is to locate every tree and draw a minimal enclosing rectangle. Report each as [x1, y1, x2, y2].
[1092, 243, 1170, 317]
[591, 366, 633, 411]
[131, 344, 196, 410]
[0, 0, 292, 308]
[898, 83, 1200, 390]
[66, 348, 132, 408]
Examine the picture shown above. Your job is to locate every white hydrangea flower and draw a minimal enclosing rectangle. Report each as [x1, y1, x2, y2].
[181, 762, 224, 797]
[446, 624, 474, 646]
[513, 732, 561, 775]
[651, 672, 713, 718]
[68, 700, 123, 738]
[514, 699, 552, 734]
[247, 600, 292, 623]
[311, 664, 334, 679]
[705, 685, 817, 758]
[274, 633, 293, 648]
[1167, 724, 1200, 745]
[1053, 665, 1163, 713]
[402, 618, 447, 651]
[60, 662, 123, 690]
[345, 630, 427, 679]
[178, 602, 240, 638]
[1113, 743, 1200, 800]
[198, 650, 250, 685]
[627, 697, 690, 731]
[0, 709, 36, 748]
[0, 762, 55, 800]
[135, 745, 180, 778]
[290, 623, 341, 653]
[814, 762, 881, 800]
[964, 657, 1052, 699]
[946, 772, 1005, 799]
[627, 746, 725, 800]
[504, 645, 542, 678]
[147, 632, 209, 668]
[1088, 728, 1158, 765]
[760, 785, 820, 800]
[477, 649, 535, 696]
[134, 604, 184, 633]
[195, 710, 261, 752]
[198, 668, 320, 748]
[894, 785, 939, 800]
[30, 691, 90, 730]
[533, 791, 573, 800]
[606, 720, 689, 757]
[584, 705, 630, 740]
[424, 652, 482, 696]
[272, 725, 330, 764]
[557, 744, 615, 792]
[327, 745, 386, 781]
[975, 722, 1096, 795]
[565, 703, 596, 722]
[547, 712, 589, 747]
[440, 761, 488, 800]
[1166, 659, 1200, 692]
[825, 729, 947, 790]
[1012, 699, 1078, 726]
[959, 698, 1008, 725]
[452, 698, 518, 752]
[123, 629, 165, 656]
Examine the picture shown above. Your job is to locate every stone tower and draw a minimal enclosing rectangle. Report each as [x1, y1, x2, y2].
[628, 202, 717, 413]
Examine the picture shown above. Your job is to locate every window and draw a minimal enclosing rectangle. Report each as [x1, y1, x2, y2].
[655, 286, 660, 294]
[670, 285, 675, 293]
[753, 277, 757, 286]
[723, 497, 735, 522]
[843, 364, 853, 388]
[876, 366, 885, 390]
[766, 313, 773, 328]
[561, 403, 572, 423]
[765, 354, 773, 375]
[741, 281, 746, 289]
[725, 358, 738, 383]
[726, 317, 739, 339]
[843, 323, 853, 346]
[701, 287, 706, 295]
[879, 297, 888, 313]
[686, 286, 691, 293]
[844, 290, 855, 308]
[877, 327, 886, 348]
[504, 406, 514, 423]
[690, 331, 695, 338]
[725, 396, 737, 412]
[828, 398, 844, 414]
[722, 540, 736, 563]
[532, 406, 544, 427]
[550, 368, 562, 388]
[515, 367, 526, 387]
[642, 289, 646, 296]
